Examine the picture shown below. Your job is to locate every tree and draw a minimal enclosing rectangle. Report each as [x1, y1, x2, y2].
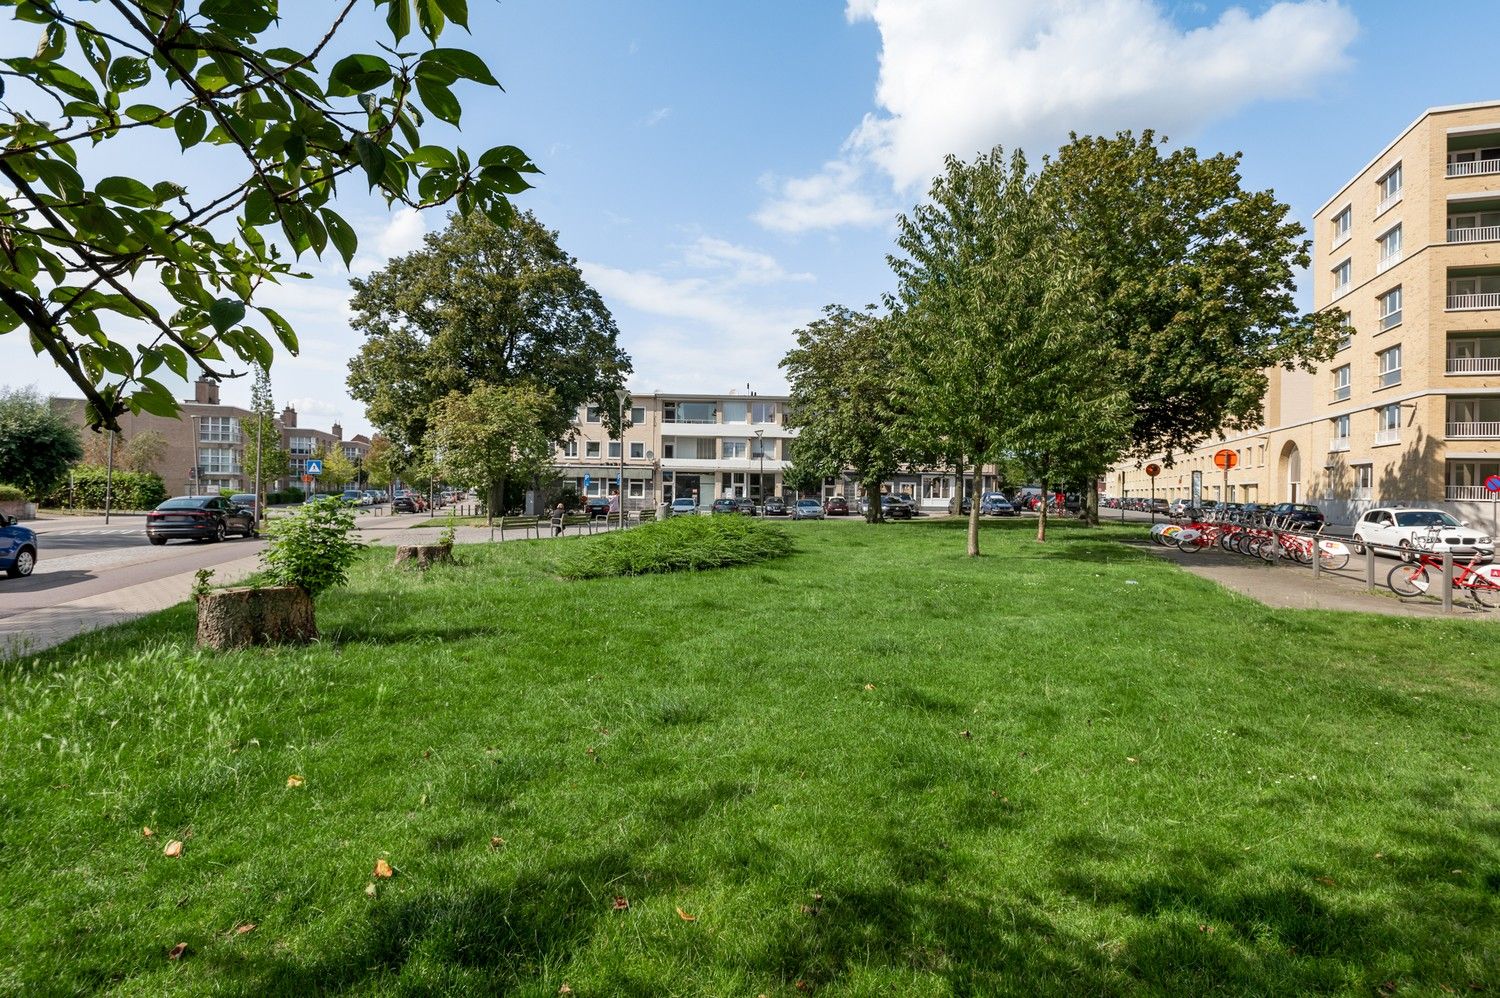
[242, 366, 290, 505]
[780, 305, 910, 524]
[781, 462, 823, 500]
[427, 382, 554, 527]
[890, 149, 1129, 554]
[79, 427, 120, 467]
[121, 429, 167, 473]
[346, 210, 632, 455]
[0, 386, 83, 498]
[1039, 131, 1347, 467]
[1, 0, 538, 432]
[313, 443, 357, 493]
[362, 434, 395, 489]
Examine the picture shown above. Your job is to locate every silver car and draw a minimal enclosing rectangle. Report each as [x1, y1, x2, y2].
[791, 499, 825, 520]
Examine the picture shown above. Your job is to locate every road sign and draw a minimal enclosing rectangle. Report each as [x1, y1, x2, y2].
[1144, 463, 1161, 478]
[305, 458, 324, 476]
[1213, 449, 1238, 470]
[583, 473, 592, 489]
[1486, 475, 1500, 493]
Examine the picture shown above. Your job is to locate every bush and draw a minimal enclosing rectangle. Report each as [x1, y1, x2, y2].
[39, 467, 168, 510]
[261, 496, 364, 596]
[266, 485, 305, 505]
[0, 483, 25, 502]
[558, 515, 794, 580]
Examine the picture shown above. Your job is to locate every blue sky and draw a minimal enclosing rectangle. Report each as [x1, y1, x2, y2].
[7, 0, 1500, 437]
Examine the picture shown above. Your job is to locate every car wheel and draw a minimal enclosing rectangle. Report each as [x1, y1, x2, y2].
[213, 520, 227, 542]
[149, 536, 167, 546]
[1398, 539, 1413, 563]
[1351, 534, 1365, 555]
[6, 547, 35, 578]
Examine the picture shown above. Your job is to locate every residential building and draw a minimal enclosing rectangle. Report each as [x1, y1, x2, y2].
[54, 377, 368, 495]
[1113, 101, 1500, 525]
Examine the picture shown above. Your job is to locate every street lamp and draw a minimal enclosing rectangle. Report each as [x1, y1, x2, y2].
[754, 428, 765, 508]
[615, 387, 628, 529]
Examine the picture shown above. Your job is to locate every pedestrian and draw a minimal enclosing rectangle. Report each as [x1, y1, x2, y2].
[551, 502, 566, 537]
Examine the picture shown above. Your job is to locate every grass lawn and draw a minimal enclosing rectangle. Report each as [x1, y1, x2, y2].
[2, 520, 1496, 996]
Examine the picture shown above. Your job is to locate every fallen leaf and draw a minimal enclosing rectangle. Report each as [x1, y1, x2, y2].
[863, 684, 876, 691]
[167, 942, 188, 960]
[1198, 924, 1215, 934]
[373, 858, 394, 878]
[1374, 852, 1385, 859]
[286, 775, 305, 788]
[959, 729, 972, 740]
[676, 906, 697, 922]
[811, 893, 823, 903]
[558, 985, 573, 996]
[611, 895, 629, 911]
[364, 883, 378, 897]
[795, 981, 809, 992]
[232, 922, 256, 936]
[163, 840, 184, 858]
[490, 836, 506, 850]
[423, 750, 431, 758]
[1126, 757, 1139, 764]
[142, 826, 154, 838]
[1314, 876, 1336, 887]
[1376, 981, 1397, 997]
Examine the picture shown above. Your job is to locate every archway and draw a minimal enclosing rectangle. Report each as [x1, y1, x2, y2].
[1278, 441, 1302, 503]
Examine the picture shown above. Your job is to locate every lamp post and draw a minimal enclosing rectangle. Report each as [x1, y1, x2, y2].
[754, 428, 765, 508]
[615, 387, 628, 529]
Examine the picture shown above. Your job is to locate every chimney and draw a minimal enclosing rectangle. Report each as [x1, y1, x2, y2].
[281, 405, 297, 428]
[194, 377, 220, 405]
[332, 422, 343, 440]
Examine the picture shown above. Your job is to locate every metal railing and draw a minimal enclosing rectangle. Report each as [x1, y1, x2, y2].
[1446, 356, 1500, 374]
[1328, 438, 1351, 452]
[1446, 485, 1497, 501]
[1447, 293, 1500, 310]
[1377, 250, 1402, 273]
[1447, 421, 1500, 438]
[1448, 225, 1500, 244]
[1374, 428, 1400, 445]
[1446, 159, 1500, 177]
[1375, 191, 1402, 215]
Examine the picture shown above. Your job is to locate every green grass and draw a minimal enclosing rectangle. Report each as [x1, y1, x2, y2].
[1, 520, 1497, 996]
[557, 514, 795, 578]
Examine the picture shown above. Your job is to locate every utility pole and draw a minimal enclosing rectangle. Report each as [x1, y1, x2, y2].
[615, 387, 628, 529]
[255, 412, 264, 524]
[104, 428, 115, 524]
[755, 428, 765, 506]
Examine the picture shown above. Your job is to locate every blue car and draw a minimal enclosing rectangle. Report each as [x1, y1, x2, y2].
[1, 515, 38, 578]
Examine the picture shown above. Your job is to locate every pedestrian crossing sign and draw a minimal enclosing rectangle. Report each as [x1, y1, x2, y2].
[305, 459, 324, 476]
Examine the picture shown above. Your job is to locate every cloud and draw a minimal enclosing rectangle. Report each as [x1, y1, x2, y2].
[375, 207, 427, 258]
[757, 0, 1358, 230]
[683, 236, 815, 285]
[642, 106, 672, 127]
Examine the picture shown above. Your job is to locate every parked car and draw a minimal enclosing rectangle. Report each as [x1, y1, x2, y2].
[731, 498, 756, 516]
[391, 495, 419, 513]
[761, 496, 788, 516]
[340, 489, 367, 506]
[146, 496, 256, 544]
[979, 492, 1015, 517]
[791, 499, 825, 520]
[881, 495, 915, 520]
[1168, 499, 1191, 518]
[1351, 507, 1493, 561]
[0, 514, 38, 578]
[823, 495, 850, 516]
[1150, 498, 1170, 514]
[710, 498, 738, 515]
[669, 497, 699, 517]
[1268, 502, 1326, 529]
[363, 490, 381, 505]
[586, 497, 613, 520]
[229, 493, 260, 522]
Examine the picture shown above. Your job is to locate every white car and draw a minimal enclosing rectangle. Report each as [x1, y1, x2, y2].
[1351, 507, 1494, 561]
[668, 497, 698, 517]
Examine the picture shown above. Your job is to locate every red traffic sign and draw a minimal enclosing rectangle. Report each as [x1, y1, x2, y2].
[1214, 449, 1239, 470]
[1486, 475, 1500, 493]
[1144, 463, 1161, 478]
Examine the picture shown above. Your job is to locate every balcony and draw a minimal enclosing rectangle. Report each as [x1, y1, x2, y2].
[1447, 293, 1500, 310]
[1448, 225, 1500, 244]
[1447, 355, 1500, 374]
[1447, 159, 1500, 178]
[1447, 421, 1500, 439]
[1377, 250, 1402, 274]
[1328, 438, 1350, 453]
[1374, 428, 1400, 446]
[1447, 485, 1497, 501]
[1375, 190, 1402, 216]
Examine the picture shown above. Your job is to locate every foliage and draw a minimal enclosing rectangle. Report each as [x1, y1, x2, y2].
[780, 462, 823, 498]
[0, 0, 537, 431]
[312, 442, 357, 491]
[260, 495, 363, 596]
[267, 484, 304, 505]
[77, 426, 163, 471]
[241, 366, 290, 495]
[437, 512, 457, 549]
[0, 482, 25, 501]
[190, 567, 215, 600]
[1038, 131, 1348, 462]
[557, 514, 794, 579]
[780, 305, 910, 523]
[346, 210, 632, 455]
[427, 381, 554, 524]
[361, 433, 395, 489]
[0, 386, 83, 498]
[39, 466, 166, 509]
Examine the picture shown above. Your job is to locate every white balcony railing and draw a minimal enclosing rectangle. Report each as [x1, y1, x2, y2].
[1448, 226, 1500, 244]
[1330, 282, 1351, 302]
[1447, 356, 1500, 374]
[1447, 293, 1500, 310]
[1377, 250, 1402, 273]
[1447, 485, 1497, 501]
[1447, 159, 1500, 178]
[1376, 191, 1402, 216]
[1328, 438, 1351, 452]
[1447, 421, 1500, 438]
[1374, 428, 1400, 445]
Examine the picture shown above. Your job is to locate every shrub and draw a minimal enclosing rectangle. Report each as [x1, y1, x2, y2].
[261, 496, 364, 596]
[558, 515, 794, 580]
[39, 467, 168, 510]
[0, 483, 25, 502]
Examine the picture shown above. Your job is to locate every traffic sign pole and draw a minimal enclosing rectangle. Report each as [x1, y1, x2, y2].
[1144, 463, 1161, 524]
[1485, 474, 1500, 539]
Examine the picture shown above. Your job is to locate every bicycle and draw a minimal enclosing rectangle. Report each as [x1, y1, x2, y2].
[1387, 528, 1500, 606]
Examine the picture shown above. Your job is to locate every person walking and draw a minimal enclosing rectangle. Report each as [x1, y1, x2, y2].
[550, 502, 566, 537]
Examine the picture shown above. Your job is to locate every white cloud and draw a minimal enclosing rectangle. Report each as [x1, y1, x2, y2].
[375, 207, 427, 259]
[683, 236, 815, 285]
[753, 159, 894, 234]
[757, 0, 1358, 230]
[642, 106, 672, 127]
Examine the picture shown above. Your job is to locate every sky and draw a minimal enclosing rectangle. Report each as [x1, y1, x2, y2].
[6, 0, 1500, 438]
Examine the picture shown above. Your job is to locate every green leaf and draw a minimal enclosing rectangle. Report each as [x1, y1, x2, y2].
[415, 76, 460, 125]
[417, 0, 445, 44]
[478, 144, 538, 172]
[175, 106, 207, 148]
[402, 145, 457, 169]
[124, 103, 170, 125]
[208, 297, 246, 333]
[131, 378, 180, 418]
[352, 134, 387, 189]
[321, 208, 358, 267]
[34, 23, 66, 62]
[159, 343, 190, 381]
[386, 0, 412, 43]
[328, 53, 392, 97]
[106, 56, 149, 92]
[258, 306, 300, 354]
[95, 176, 158, 207]
[421, 48, 499, 87]
[151, 181, 186, 203]
[434, 0, 469, 29]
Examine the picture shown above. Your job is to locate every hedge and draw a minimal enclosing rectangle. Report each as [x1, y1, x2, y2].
[0, 483, 26, 502]
[41, 468, 168, 510]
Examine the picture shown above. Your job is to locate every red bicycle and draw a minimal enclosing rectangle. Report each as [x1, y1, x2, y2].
[1387, 528, 1500, 606]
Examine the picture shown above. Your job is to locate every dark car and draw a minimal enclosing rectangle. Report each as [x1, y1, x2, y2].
[146, 495, 256, 545]
[230, 492, 260, 522]
[0, 514, 38, 578]
[980, 492, 1016, 516]
[391, 495, 419, 513]
[710, 498, 738, 515]
[762, 496, 788, 516]
[881, 495, 914, 520]
[1269, 502, 1326, 528]
[734, 498, 757, 516]
[586, 497, 613, 520]
[823, 495, 850, 516]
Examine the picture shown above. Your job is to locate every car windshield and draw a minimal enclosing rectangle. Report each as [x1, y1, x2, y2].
[1292, 504, 1319, 513]
[157, 498, 208, 510]
[1395, 511, 1461, 528]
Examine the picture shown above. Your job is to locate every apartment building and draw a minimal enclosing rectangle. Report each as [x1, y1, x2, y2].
[55, 377, 369, 495]
[1114, 101, 1500, 524]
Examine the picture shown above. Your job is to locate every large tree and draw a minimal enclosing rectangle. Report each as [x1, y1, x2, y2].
[0, 386, 83, 498]
[346, 210, 631, 457]
[427, 382, 553, 527]
[312, 442, 357, 494]
[0, 0, 537, 431]
[241, 365, 290, 507]
[890, 149, 1129, 554]
[780, 305, 910, 524]
[1039, 131, 1347, 466]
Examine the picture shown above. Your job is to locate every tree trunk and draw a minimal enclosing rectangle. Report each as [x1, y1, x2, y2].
[196, 586, 316, 650]
[864, 478, 882, 523]
[1083, 483, 1100, 527]
[394, 543, 455, 569]
[1036, 476, 1049, 543]
[486, 480, 499, 528]
[966, 457, 981, 557]
[498, 474, 507, 535]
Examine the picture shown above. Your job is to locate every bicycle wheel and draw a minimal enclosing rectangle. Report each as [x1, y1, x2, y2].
[1469, 579, 1500, 609]
[1291, 541, 1313, 565]
[1318, 544, 1350, 572]
[1387, 563, 1430, 597]
[1176, 535, 1203, 554]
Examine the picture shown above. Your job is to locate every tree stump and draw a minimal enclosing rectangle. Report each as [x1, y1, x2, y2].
[394, 543, 454, 569]
[196, 586, 316, 650]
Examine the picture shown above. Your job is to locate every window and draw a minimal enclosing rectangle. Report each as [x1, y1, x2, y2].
[585, 405, 600, 423]
[627, 480, 645, 499]
[664, 401, 716, 423]
[607, 441, 621, 458]
[751, 401, 776, 424]
[1448, 274, 1500, 306]
[1376, 402, 1401, 445]
[1448, 460, 1500, 498]
[562, 439, 578, 458]
[289, 435, 314, 456]
[1337, 328, 1352, 351]
[630, 442, 644, 459]
[1377, 224, 1402, 271]
[199, 416, 239, 442]
[924, 476, 952, 500]
[722, 401, 749, 423]
[1377, 345, 1402, 388]
[1331, 258, 1351, 299]
[1331, 206, 1351, 245]
[722, 438, 747, 459]
[630, 406, 645, 424]
[1354, 464, 1373, 499]
[585, 441, 600, 458]
[199, 448, 237, 474]
[1378, 286, 1402, 330]
[1447, 334, 1500, 373]
[1330, 414, 1350, 450]
[1332, 364, 1351, 401]
[1378, 163, 1402, 205]
[750, 438, 773, 459]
